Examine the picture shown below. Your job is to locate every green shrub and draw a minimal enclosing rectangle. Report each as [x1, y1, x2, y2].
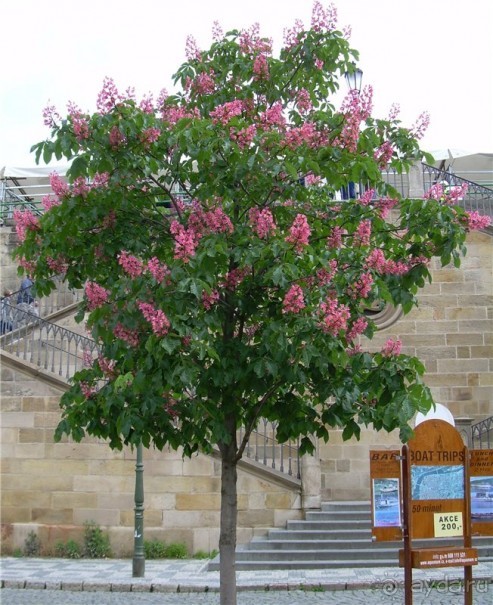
[193, 549, 219, 559]
[54, 539, 82, 559]
[23, 531, 41, 557]
[83, 521, 112, 558]
[164, 542, 188, 559]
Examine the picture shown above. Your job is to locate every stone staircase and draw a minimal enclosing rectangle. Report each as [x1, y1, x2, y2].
[208, 501, 493, 570]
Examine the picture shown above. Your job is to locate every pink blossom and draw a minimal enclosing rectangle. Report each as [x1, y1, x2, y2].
[221, 267, 249, 290]
[327, 226, 345, 249]
[348, 272, 374, 299]
[191, 71, 215, 95]
[41, 194, 61, 211]
[102, 209, 117, 229]
[387, 103, 400, 121]
[212, 20, 224, 41]
[97, 77, 124, 114]
[50, 172, 70, 197]
[109, 126, 126, 148]
[463, 211, 491, 230]
[146, 257, 170, 283]
[410, 111, 430, 140]
[354, 219, 372, 246]
[259, 102, 286, 130]
[141, 127, 161, 146]
[13, 209, 40, 242]
[296, 88, 313, 114]
[285, 213, 311, 251]
[347, 317, 368, 341]
[91, 172, 110, 189]
[375, 196, 398, 219]
[170, 220, 199, 262]
[374, 141, 394, 168]
[72, 176, 90, 198]
[138, 301, 170, 337]
[97, 355, 116, 378]
[114, 323, 140, 347]
[311, 1, 338, 32]
[82, 349, 94, 368]
[46, 256, 68, 275]
[80, 382, 96, 398]
[283, 19, 305, 50]
[202, 289, 220, 310]
[139, 94, 155, 114]
[249, 207, 277, 238]
[305, 173, 321, 186]
[43, 104, 61, 128]
[253, 53, 269, 80]
[358, 189, 375, 206]
[85, 281, 109, 310]
[162, 105, 200, 125]
[381, 338, 402, 357]
[282, 284, 305, 314]
[318, 297, 350, 336]
[118, 251, 144, 278]
[239, 23, 272, 56]
[185, 35, 201, 61]
[230, 124, 257, 148]
[316, 260, 338, 285]
[210, 100, 244, 125]
[335, 86, 373, 152]
[67, 102, 89, 141]
[203, 208, 234, 234]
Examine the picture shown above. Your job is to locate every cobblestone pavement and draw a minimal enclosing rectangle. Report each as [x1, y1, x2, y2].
[1, 558, 492, 605]
[1, 585, 493, 605]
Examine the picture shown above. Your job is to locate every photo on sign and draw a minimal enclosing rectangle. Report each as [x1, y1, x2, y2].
[411, 465, 463, 500]
[373, 478, 401, 527]
[470, 476, 493, 522]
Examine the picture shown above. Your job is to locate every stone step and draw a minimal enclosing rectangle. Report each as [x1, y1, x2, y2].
[208, 501, 493, 571]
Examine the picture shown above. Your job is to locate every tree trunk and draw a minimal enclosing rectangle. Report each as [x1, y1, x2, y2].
[219, 441, 238, 605]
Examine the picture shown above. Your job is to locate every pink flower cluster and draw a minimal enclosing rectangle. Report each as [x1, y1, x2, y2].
[140, 128, 161, 146]
[80, 382, 96, 398]
[46, 255, 68, 275]
[50, 172, 70, 197]
[118, 251, 144, 277]
[354, 220, 372, 246]
[259, 102, 286, 130]
[283, 19, 305, 50]
[425, 182, 468, 204]
[41, 195, 61, 212]
[230, 124, 257, 148]
[318, 297, 350, 336]
[249, 207, 277, 238]
[67, 102, 89, 141]
[326, 226, 345, 249]
[170, 220, 199, 262]
[185, 35, 202, 61]
[202, 289, 220, 310]
[138, 301, 170, 337]
[13, 209, 40, 242]
[282, 284, 305, 314]
[347, 317, 368, 341]
[253, 53, 269, 80]
[381, 338, 402, 357]
[109, 126, 126, 148]
[221, 267, 249, 290]
[285, 213, 311, 251]
[85, 281, 109, 310]
[366, 249, 411, 275]
[410, 112, 430, 141]
[147, 257, 170, 283]
[284, 122, 324, 149]
[374, 141, 394, 168]
[239, 23, 272, 56]
[375, 196, 398, 219]
[348, 272, 373, 299]
[161, 105, 201, 125]
[97, 355, 116, 378]
[190, 71, 215, 95]
[72, 177, 90, 198]
[296, 89, 313, 114]
[97, 77, 125, 114]
[316, 260, 338, 285]
[336, 86, 373, 152]
[463, 211, 492, 230]
[43, 104, 61, 128]
[114, 323, 140, 347]
[311, 1, 338, 32]
[210, 100, 244, 125]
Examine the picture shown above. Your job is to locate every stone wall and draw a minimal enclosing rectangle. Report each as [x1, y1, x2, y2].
[0, 365, 301, 556]
[319, 229, 493, 501]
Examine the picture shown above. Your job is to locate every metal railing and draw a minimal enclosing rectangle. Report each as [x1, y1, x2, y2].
[471, 416, 493, 449]
[1, 286, 302, 479]
[239, 418, 301, 479]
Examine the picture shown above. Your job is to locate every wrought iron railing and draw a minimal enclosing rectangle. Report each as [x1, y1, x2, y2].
[471, 416, 493, 449]
[239, 418, 301, 479]
[1, 287, 302, 480]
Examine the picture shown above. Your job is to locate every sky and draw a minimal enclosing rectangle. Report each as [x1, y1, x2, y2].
[1, 0, 492, 168]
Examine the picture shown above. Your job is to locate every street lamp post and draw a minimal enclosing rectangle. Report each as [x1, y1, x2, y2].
[344, 65, 363, 93]
[132, 442, 145, 577]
